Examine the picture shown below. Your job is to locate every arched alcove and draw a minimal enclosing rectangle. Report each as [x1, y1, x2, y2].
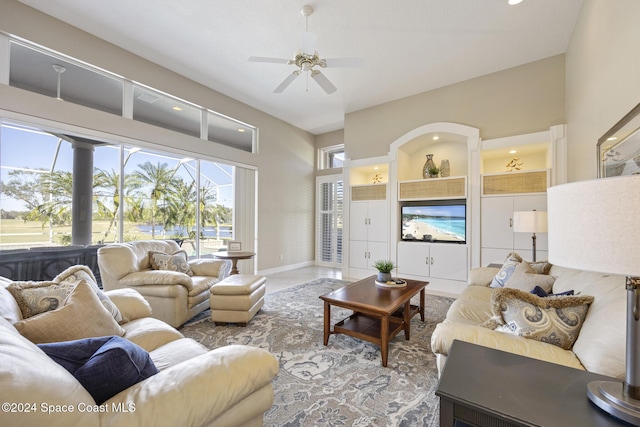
[388, 123, 482, 293]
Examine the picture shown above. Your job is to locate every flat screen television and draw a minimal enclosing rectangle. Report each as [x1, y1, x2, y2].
[401, 202, 466, 243]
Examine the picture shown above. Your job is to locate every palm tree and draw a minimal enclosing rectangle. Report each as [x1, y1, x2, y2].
[132, 161, 180, 238]
[162, 180, 197, 238]
[93, 167, 139, 242]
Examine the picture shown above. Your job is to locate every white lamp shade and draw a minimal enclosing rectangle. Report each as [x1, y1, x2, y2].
[513, 211, 548, 233]
[548, 175, 640, 276]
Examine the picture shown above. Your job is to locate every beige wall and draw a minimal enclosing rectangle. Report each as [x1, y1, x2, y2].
[0, 0, 316, 272]
[344, 55, 566, 161]
[565, 0, 640, 182]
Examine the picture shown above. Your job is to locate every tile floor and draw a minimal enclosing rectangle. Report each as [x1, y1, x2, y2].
[263, 266, 342, 293]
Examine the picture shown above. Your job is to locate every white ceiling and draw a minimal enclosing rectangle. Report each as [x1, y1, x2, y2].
[18, 0, 584, 135]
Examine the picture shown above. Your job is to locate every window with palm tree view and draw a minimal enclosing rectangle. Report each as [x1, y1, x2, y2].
[0, 122, 234, 257]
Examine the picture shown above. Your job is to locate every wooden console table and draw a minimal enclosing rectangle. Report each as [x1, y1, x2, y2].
[436, 340, 628, 427]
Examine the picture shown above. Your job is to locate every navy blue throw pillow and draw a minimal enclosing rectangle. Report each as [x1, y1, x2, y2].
[530, 285, 574, 298]
[38, 336, 159, 404]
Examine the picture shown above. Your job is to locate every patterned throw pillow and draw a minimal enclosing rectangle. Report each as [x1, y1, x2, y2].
[7, 266, 124, 323]
[489, 253, 523, 288]
[149, 250, 194, 276]
[14, 281, 126, 344]
[55, 266, 124, 323]
[484, 288, 594, 350]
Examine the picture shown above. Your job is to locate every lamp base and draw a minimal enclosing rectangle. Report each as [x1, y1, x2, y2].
[587, 380, 640, 425]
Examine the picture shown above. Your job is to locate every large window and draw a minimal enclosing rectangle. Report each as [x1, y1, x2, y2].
[318, 144, 345, 170]
[6, 37, 258, 153]
[0, 122, 234, 254]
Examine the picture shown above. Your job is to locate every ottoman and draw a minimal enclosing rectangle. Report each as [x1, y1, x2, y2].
[210, 274, 266, 326]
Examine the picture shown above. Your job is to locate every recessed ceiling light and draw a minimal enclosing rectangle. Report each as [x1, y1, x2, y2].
[433, 135, 439, 141]
[374, 166, 379, 170]
[238, 128, 246, 132]
[172, 106, 182, 111]
[508, 0, 524, 5]
[607, 136, 618, 141]
[509, 150, 517, 154]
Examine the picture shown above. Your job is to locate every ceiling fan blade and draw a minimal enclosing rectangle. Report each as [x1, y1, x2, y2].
[274, 72, 299, 93]
[300, 31, 318, 55]
[311, 71, 337, 94]
[248, 56, 290, 64]
[323, 57, 365, 68]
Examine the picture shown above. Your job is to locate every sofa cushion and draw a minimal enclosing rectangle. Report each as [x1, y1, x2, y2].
[38, 336, 159, 404]
[14, 281, 126, 344]
[489, 253, 522, 288]
[485, 288, 594, 350]
[504, 261, 555, 293]
[149, 250, 194, 276]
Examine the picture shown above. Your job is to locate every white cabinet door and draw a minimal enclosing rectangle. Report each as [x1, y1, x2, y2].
[481, 197, 514, 250]
[349, 240, 369, 269]
[397, 242, 430, 277]
[366, 200, 389, 243]
[349, 202, 370, 242]
[430, 244, 468, 281]
[367, 241, 390, 267]
[481, 194, 548, 264]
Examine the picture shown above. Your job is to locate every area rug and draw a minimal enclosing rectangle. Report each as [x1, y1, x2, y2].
[180, 278, 454, 427]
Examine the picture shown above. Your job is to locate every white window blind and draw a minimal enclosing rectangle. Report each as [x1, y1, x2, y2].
[316, 175, 343, 266]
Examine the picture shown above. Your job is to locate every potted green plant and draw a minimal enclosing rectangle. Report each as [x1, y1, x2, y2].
[373, 260, 395, 283]
[427, 165, 440, 178]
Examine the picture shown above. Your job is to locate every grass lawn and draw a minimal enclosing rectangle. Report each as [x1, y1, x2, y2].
[0, 218, 145, 247]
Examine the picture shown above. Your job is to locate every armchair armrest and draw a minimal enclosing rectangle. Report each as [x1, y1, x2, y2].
[103, 345, 279, 427]
[188, 258, 229, 278]
[104, 288, 152, 321]
[118, 270, 193, 290]
[468, 267, 500, 287]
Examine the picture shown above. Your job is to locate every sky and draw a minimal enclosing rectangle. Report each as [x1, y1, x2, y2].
[0, 122, 234, 211]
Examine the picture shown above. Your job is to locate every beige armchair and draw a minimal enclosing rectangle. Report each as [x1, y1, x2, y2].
[97, 240, 229, 327]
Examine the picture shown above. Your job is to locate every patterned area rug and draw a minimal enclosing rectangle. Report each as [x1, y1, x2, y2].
[180, 278, 454, 427]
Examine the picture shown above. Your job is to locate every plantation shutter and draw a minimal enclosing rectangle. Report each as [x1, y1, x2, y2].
[316, 175, 343, 266]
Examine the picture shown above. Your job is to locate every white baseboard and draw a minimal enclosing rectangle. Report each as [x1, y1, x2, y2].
[257, 261, 315, 276]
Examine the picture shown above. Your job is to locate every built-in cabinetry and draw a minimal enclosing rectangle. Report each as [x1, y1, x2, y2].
[349, 197, 388, 274]
[341, 125, 566, 297]
[479, 131, 558, 265]
[347, 179, 389, 279]
[397, 242, 467, 282]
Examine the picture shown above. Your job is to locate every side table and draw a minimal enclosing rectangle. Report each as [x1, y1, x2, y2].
[212, 251, 255, 275]
[436, 340, 629, 427]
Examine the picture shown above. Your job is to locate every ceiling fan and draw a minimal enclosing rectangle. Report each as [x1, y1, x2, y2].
[248, 5, 364, 94]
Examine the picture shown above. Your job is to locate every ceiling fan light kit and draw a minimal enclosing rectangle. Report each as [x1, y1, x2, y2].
[248, 4, 363, 95]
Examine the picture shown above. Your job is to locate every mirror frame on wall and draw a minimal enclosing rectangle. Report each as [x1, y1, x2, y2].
[597, 102, 640, 178]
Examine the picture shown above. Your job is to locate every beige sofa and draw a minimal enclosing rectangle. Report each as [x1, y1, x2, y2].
[98, 240, 229, 327]
[0, 271, 279, 427]
[431, 264, 627, 379]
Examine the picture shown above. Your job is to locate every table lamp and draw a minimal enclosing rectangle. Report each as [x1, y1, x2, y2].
[513, 210, 548, 261]
[548, 174, 640, 425]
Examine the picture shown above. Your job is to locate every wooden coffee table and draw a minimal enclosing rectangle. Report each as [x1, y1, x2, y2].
[319, 275, 428, 367]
